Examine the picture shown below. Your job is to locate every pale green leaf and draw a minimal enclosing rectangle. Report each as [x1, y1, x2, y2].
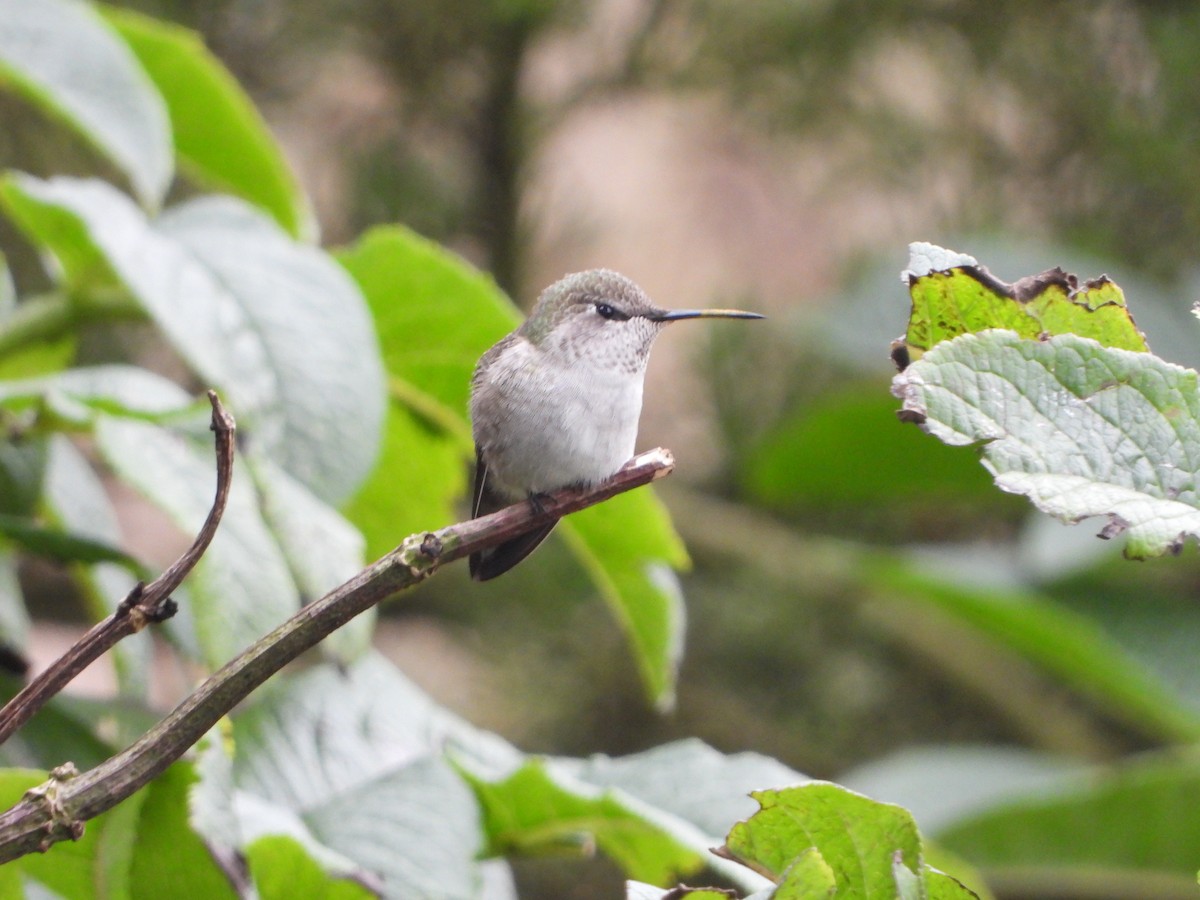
[102, 7, 315, 239]
[0, 0, 172, 207]
[94, 416, 299, 667]
[248, 458, 374, 663]
[894, 330, 1200, 558]
[213, 653, 512, 899]
[775, 847, 836, 900]
[560, 737, 805, 841]
[471, 739, 787, 892]
[2, 175, 385, 503]
[626, 883, 736, 900]
[43, 435, 150, 696]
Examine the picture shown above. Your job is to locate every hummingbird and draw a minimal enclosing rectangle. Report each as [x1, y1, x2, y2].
[468, 269, 763, 580]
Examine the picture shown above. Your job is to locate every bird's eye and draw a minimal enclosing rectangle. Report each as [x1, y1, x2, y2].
[595, 302, 624, 320]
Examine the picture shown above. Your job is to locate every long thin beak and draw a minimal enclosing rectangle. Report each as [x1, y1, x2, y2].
[647, 308, 765, 322]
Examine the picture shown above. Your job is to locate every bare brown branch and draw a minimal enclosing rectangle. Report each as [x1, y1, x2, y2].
[0, 391, 237, 746]
[0, 447, 674, 862]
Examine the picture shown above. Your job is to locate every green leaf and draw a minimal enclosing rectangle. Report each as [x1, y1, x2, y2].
[337, 225, 512, 554]
[2, 175, 385, 504]
[743, 387, 1005, 513]
[248, 458, 374, 663]
[43, 435, 151, 699]
[4, 762, 233, 898]
[0, 0, 172, 207]
[925, 869, 981, 900]
[343, 403, 465, 561]
[336, 224, 518, 437]
[871, 564, 1200, 743]
[563, 493, 690, 709]
[248, 835, 376, 900]
[0, 551, 27, 661]
[0, 676, 116, 770]
[207, 653, 509, 899]
[775, 847, 836, 899]
[900, 242, 1148, 360]
[94, 416, 299, 667]
[937, 753, 1200, 888]
[722, 783, 922, 898]
[560, 738, 805, 842]
[128, 763, 238, 899]
[0, 364, 202, 425]
[893, 330, 1200, 559]
[471, 739, 795, 892]
[0, 435, 46, 517]
[0, 512, 134, 567]
[469, 758, 705, 885]
[101, 7, 315, 240]
[0, 768, 101, 899]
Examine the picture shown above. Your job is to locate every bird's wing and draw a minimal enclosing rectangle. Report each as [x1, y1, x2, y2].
[468, 446, 558, 581]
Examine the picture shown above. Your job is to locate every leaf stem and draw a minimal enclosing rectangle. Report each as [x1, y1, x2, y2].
[0, 291, 147, 362]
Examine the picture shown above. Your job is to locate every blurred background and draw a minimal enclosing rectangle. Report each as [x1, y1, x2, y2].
[15, 1, 1200, 896]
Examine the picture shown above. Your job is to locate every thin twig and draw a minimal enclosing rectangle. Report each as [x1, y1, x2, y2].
[0, 391, 236, 746]
[0, 446, 674, 862]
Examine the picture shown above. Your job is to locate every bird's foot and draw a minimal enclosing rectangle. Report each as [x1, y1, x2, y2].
[526, 491, 555, 516]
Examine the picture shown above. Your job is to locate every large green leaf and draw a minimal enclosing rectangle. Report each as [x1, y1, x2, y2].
[94, 415, 300, 668]
[937, 753, 1200, 892]
[468, 739, 796, 892]
[563, 495, 689, 709]
[248, 457, 374, 664]
[336, 225, 510, 556]
[0, 0, 172, 207]
[200, 652, 512, 899]
[872, 562, 1200, 743]
[101, 7, 315, 240]
[127, 763, 239, 899]
[338, 226, 690, 705]
[743, 386, 1007, 514]
[247, 835, 376, 900]
[2, 175, 385, 504]
[469, 759, 706, 885]
[720, 783, 978, 899]
[0, 762, 231, 899]
[894, 330, 1200, 559]
[722, 784, 922, 895]
[900, 242, 1148, 360]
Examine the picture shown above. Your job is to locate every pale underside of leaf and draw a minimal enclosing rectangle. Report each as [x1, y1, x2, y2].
[0, 0, 172, 207]
[894, 330, 1200, 558]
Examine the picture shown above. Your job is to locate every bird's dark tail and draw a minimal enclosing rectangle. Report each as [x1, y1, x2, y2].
[469, 519, 559, 581]
[469, 448, 558, 580]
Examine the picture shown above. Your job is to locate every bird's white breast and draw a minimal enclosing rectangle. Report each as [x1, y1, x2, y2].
[472, 337, 644, 498]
